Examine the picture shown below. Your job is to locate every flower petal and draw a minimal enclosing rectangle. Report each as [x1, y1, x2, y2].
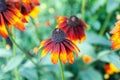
[40, 42, 54, 60]
[29, 7, 40, 18]
[40, 39, 52, 48]
[0, 14, 8, 38]
[79, 20, 88, 28]
[111, 38, 120, 50]
[110, 32, 119, 41]
[65, 39, 80, 56]
[110, 26, 120, 34]
[60, 43, 67, 64]
[67, 51, 74, 64]
[50, 43, 60, 64]
[31, 0, 40, 5]
[57, 16, 67, 24]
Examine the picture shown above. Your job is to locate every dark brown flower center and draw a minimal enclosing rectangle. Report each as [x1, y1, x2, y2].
[67, 16, 80, 27]
[52, 28, 66, 42]
[0, 0, 7, 12]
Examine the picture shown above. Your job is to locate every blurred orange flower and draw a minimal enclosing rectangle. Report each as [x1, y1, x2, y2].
[45, 21, 51, 27]
[110, 20, 120, 50]
[56, 16, 88, 44]
[20, 0, 40, 22]
[104, 63, 119, 79]
[11, 0, 40, 22]
[33, 47, 39, 54]
[0, 0, 25, 38]
[82, 55, 92, 64]
[104, 63, 119, 75]
[40, 28, 80, 64]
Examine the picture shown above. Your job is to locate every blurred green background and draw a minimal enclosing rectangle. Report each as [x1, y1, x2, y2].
[0, 0, 120, 80]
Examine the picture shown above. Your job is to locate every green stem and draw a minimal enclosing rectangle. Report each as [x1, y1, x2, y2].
[12, 28, 20, 80]
[2, 38, 6, 47]
[81, 0, 86, 20]
[59, 59, 64, 80]
[30, 17, 41, 41]
[7, 28, 39, 68]
[99, 12, 112, 35]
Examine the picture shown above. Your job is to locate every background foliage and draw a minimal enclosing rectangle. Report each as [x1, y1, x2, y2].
[0, 0, 120, 80]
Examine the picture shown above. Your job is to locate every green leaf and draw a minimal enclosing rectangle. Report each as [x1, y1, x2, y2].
[0, 49, 12, 58]
[109, 53, 120, 69]
[79, 68, 102, 80]
[98, 51, 120, 69]
[91, 21, 101, 30]
[3, 55, 24, 73]
[64, 71, 74, 79]
[86, 32, 111, 46]
[106, 0, 119, 13]
[40, 73, 55, 80]
[91, 0, 106, 13]
[19, 68, 38, 80]
[98, 50, 111, 62]
[78, 42, 96, 58]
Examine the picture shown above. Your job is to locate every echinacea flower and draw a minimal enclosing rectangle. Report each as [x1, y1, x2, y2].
[110, 20, 120, 50]
[40, 28, 80, 64]
[56, 16, 88, 44]
[20, 0, 40, 21]
[0, 0, 25, 38]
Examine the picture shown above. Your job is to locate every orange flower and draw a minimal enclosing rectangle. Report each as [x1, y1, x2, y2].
[104, 63, 119, 75]
[20, 0, 40, 22]
[82, 55, 92, 64]
[110, 20, 120, 50]
[45, 21, 51, 27]
[40, 28, 80, 64]
[56, 16, 88, 44]
[0, 0, 25, 38]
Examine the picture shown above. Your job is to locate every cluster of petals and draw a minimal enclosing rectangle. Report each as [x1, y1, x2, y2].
[0, 0, 40, 38]
[56, 16, 88, 44]
[110, 20, 120, 50]
[40, 28, 80, 64]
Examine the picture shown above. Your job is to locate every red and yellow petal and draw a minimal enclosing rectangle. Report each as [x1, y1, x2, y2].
[110, 32, 119, 41]
[31, 0, 40, 5]
[79, 20, 89, 28]
[63, 40, 76, 53]
[111, 39, 120, 50]
[3, 9, 25, 31]
[67, 51, 74, 64]
[65, 39, 80, 55]
[14, 21, 25, 31]
[40, 39, 52, 48]
[56, 21, 67, 28]
[50, 43, 60, 64]
[0, 14, 8, 38]
[104, 64, 113, 75]
[40, 42, 54, 60]
[7, 5, 23, 18]
[57, 16, 67, 24]
[29, 7, 40, 18]
[60, 43, 67, 64]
